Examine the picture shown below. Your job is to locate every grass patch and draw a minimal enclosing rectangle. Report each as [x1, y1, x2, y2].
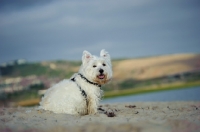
[17, 98, 41, 107]
[104, 81, 200, 98]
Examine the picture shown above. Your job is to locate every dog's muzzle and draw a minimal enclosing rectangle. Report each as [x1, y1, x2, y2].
[98, 69, 105, 79]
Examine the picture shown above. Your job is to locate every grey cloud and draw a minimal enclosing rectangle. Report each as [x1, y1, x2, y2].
[0, 0, 200, 63]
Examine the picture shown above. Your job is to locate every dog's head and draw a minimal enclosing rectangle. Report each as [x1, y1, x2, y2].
[79, 49, 112, 85]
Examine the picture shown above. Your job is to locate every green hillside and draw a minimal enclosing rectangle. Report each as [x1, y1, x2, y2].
[1, 61, 81, 78]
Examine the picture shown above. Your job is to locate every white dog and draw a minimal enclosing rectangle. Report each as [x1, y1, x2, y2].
[39, 49, 112, 115]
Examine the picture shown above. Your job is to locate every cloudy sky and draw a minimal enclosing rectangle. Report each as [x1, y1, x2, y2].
[0, 0, 200, 63]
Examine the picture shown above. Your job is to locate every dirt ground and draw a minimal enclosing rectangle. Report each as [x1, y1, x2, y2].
[1, 102, 200, 132]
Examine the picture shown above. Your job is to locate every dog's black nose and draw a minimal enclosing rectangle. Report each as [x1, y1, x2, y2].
[99, 69, 104, 74]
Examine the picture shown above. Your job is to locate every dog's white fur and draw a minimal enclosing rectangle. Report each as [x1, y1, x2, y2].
[39, 49, 112, 115]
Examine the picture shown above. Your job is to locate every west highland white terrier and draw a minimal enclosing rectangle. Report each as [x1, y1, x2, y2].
[39, 49, 112, 115]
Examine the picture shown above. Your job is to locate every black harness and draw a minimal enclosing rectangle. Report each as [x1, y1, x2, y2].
[71, 73, 101, 100]
[71, 77, 87, 99]
[77, 73, 101, 87]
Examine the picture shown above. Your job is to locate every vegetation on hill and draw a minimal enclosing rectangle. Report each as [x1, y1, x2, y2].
[2, 53, 200, 80]
[0, 61, 81, 78]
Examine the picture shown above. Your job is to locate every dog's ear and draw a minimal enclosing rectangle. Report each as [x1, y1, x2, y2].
[82, 50, 93, 65]
[100, 49, 110, 60]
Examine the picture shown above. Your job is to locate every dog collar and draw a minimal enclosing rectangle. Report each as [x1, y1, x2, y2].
[78, 73, 101, 87]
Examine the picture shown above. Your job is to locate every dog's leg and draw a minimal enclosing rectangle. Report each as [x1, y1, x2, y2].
[87, 97, 98, 114]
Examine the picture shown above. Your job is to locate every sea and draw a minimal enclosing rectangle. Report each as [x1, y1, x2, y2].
[101, 86, 200, 103]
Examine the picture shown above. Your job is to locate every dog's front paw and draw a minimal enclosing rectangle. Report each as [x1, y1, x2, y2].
[88, 110, 97, 115]
[88, 108, 97, 115]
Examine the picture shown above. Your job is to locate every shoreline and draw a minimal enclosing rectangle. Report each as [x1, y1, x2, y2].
[1, 102, 200, 132]
[104, 81, 200, 98]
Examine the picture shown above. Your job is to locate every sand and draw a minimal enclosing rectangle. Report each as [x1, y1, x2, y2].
[1, 102, 200, 132]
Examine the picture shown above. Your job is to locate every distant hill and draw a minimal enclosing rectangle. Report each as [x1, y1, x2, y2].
[1, 54, 200, 82]
[113, 54, 200, 80]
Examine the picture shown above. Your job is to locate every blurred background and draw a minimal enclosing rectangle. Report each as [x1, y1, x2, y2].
[0, 0, 200, 106]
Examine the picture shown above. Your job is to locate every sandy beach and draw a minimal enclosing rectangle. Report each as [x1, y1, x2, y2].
[1, 102, 200, 132]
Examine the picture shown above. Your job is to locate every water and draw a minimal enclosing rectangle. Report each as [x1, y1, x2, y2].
[101, 86, 200, 103]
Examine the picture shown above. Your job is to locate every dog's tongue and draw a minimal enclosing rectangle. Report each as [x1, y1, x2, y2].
[98, 75, 105, 79]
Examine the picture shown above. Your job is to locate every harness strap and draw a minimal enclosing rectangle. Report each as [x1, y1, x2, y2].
[71, 77, 87, 99]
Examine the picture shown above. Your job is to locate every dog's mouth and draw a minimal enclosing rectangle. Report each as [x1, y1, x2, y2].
[97, 74, 105, 79]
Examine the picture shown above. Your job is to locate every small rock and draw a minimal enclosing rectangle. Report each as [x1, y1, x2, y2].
[134, 111, 139, 114]
[104, 109, 116, 117]
[125, 105, 136, 108]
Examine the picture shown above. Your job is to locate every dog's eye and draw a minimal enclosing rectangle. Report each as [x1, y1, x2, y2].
[102, 63, 106, 66]
[93, 65, 97, 68]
